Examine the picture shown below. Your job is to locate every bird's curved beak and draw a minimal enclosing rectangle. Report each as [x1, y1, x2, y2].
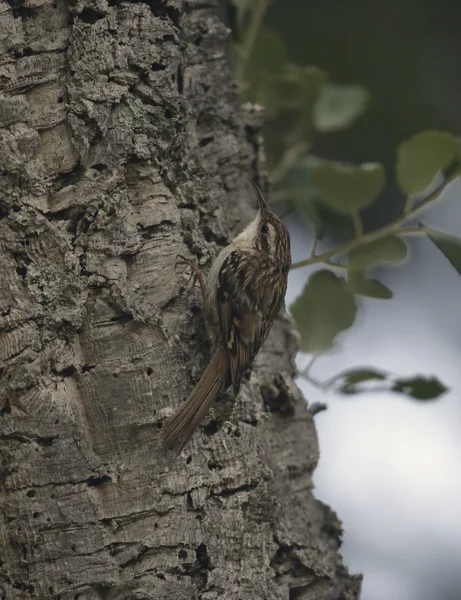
[250, 180, 269, 213]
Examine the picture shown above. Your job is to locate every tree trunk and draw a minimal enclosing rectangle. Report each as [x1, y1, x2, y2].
[0, 1, 362, 599]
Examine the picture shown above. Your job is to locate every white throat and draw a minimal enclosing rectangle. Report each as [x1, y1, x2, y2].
[232, 211, 261, 249]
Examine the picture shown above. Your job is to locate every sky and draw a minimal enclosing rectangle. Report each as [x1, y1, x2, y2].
[285, 180, 461, 600]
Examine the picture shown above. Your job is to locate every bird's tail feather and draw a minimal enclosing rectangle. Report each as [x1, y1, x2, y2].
[164, 348, 227, 452]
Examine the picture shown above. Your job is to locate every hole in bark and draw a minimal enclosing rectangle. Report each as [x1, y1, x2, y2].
[164, 109, 173, 119]
[0, 399, 11, 416]
[112, 373, 118, 378]
[289, 587, 310, 600]
[48, 587, 54, 595]
[165, 4, 180, 25]
[186, 455, 192, 465]
[162, 34, 174, 42]
[203, 419, 219, 436]
[207, 461, 217, 470]
[16, 266, 27, 279]
[26, 490, 35, 498]
[177, 65, 183, 93]
[37, 436, 56, 446]
[53, 365, 77, 378]
[110, 313, 133, 324]
[195, 544, 209, 566]
[178, 549, 187, 560]
[79, 8, 105, 23]
[106, 207, 115, 216]
[192, 543, 211, 589]
[156, 573, 165, 580]
[33, 512, 39, 518]
[81, 364, 96, 373]
[11, 4, 35, 19]
[57, 96, 63, 103]
[86, 475, 111, 487]
[156, 421, 163, 429]
[146, 367, 153, 376]
[91, 163, 106, 172]
[151, 62, 166, 71]
[199, 136, 214, 147]
[53, 163, 85, 191]
[71, 544, 77, 551]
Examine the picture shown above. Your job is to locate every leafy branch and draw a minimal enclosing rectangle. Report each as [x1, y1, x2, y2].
[231, 0, 461, 399]
[299, 365, 448, 402]
[291, 158, 460, 270]
[289, 135, 461, 357]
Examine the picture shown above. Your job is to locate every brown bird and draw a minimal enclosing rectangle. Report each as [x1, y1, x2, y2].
[164, 182, 291, 451]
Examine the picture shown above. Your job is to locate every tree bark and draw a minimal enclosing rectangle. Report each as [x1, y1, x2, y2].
[0, 0, 362, 599]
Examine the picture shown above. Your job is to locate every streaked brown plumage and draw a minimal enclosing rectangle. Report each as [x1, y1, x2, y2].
[164, 182, 291, 451]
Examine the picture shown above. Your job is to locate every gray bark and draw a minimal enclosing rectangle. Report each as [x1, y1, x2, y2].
[0, 0, 362, 599]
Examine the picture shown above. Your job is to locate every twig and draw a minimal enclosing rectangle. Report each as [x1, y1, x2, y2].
[352, 211, 363, 238]
[291, 175, 458, 270]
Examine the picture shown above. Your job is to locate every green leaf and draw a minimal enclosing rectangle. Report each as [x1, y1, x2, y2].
[241, 36, 326, 121]
[290, 270, 357, 353]
[335, 368, 387, 394]
[242, 27, 287, 80]
[267, 65, 327, 126]
[294, 200, 326, 240]
[313, 84, 369, 133]
[396, 131, 461, 195]
[278, 64, 327, 112]
[239, 27, 289, 116]
[392, 376, 448, 401]
[424, 224, 461, 275]
[311, 161, 385, 215]
[348, 235, 408, 270]
[331, 369, 447, 400]
[347, 236, 405, 299]
[347, 272, 393, 299]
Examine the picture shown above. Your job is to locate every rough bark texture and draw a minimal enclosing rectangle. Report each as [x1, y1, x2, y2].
[0, 0, 362, 599]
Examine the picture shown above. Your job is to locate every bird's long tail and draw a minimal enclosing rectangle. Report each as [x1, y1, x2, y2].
[164, 348, 227, 452]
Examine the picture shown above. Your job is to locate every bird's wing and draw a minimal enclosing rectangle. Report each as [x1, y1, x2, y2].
[216, 250, 268, 394]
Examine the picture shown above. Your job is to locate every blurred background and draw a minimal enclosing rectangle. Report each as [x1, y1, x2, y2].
[225, 1, 461, 599]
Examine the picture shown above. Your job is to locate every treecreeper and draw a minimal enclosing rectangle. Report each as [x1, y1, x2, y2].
[164, 182, 291, 451]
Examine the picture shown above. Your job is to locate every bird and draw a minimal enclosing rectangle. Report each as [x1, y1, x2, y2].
[164, 181, 291, 452]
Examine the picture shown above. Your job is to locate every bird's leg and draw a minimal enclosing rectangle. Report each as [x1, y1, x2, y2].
[175, 254, 206, 296]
